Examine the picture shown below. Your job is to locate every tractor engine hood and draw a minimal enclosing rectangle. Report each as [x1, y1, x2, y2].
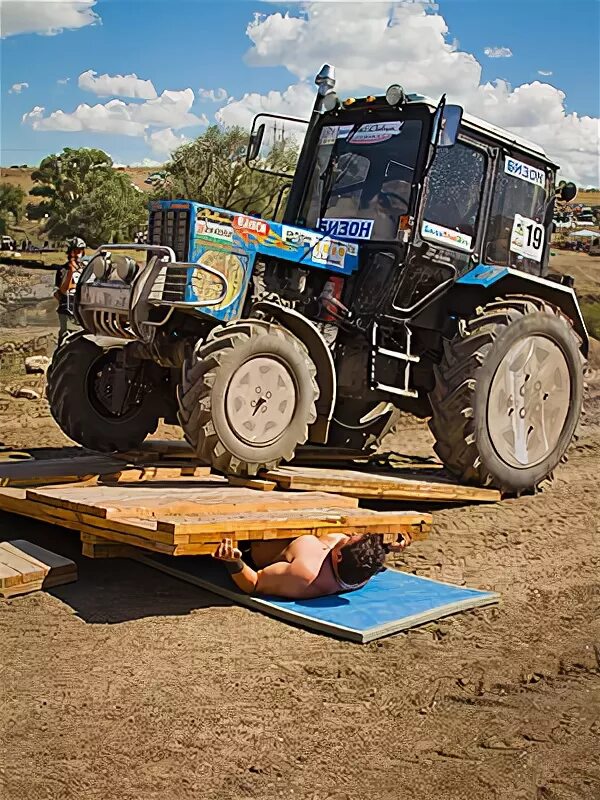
[184, 201, 361, 276]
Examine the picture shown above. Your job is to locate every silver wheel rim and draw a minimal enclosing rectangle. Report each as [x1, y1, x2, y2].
[225, 356, 297, 446]
[487, 335, 571, 469]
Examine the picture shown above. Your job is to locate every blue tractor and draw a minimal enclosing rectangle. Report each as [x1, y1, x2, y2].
[47, 65, 587, 492]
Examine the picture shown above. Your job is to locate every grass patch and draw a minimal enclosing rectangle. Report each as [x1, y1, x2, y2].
[581, 301, 600, 339]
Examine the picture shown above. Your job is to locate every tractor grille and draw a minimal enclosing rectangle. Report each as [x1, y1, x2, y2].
[161, 265, 189, 303]
[149, 206, 190, 262]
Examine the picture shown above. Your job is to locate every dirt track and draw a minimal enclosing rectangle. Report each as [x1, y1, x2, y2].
[1, 366, 599, 799]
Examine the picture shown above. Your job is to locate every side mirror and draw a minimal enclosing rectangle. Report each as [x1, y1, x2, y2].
[558, 181, 578, 203]
[247, 123, 265, 163]
[438, 105, 463, 147]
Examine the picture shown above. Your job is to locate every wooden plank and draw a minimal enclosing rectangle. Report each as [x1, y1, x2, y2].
[25, 485, 358, 520]
[8, 539, 76, 577]
[263, 466, 501, 503]
[6, 540, 77, 589]
[0, 578, 45, 598]
[0, 562, 23, 589]
[0, 545, 47, 583]
[227, 475, 277, 492]
[155, 509, 431, 537]
[0, 454, 130, 488]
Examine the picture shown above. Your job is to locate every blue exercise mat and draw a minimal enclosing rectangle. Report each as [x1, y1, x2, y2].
[135, 554, 499, 643]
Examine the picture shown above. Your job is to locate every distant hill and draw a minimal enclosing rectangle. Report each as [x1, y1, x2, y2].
[0, 165, 159, 196]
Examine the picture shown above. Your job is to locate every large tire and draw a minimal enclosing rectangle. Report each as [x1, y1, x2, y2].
[428, 295, 584, 492]
[46, 335, 159, 452]
[178, 320, 319, 475]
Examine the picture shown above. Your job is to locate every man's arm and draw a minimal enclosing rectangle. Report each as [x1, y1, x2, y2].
[212, 538, 317, 599]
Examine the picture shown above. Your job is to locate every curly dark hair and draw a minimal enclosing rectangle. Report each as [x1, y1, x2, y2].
[336, 534, 387, 586]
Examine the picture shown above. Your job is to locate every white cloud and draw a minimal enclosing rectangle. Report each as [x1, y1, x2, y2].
[199, 87, 229, 103]
[147, 128, 190, 156]
[216, 82, 315, 128]
[23, 88, 208, 137]
[484, 46, 513, 58]
[9, 82, 29, 94]
[231, 2, 599, 185]
[78, 69, 157, 99]
[538, 70, 553, 77]
[57, 77, 70, 85]
[0, 0, 100, 37]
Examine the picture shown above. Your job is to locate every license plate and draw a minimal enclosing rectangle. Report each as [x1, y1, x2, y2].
[80, 283, 131, 312]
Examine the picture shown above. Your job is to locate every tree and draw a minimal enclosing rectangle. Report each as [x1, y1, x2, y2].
[28, 147, 147, 247]
[0, 184, 25, 235]
[160, 126, 298, 219]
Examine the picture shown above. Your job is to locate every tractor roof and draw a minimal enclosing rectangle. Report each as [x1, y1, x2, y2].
[406, 93, 556, 167]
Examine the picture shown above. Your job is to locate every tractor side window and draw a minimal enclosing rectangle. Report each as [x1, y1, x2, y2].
[421, 143, 486, 250]
[485, 166, 548, 273]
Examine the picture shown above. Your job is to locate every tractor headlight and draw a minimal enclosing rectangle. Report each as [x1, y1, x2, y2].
[385, 84, 406, 106]
[92, 254, 110, 280]
[115, 256, 138, 283]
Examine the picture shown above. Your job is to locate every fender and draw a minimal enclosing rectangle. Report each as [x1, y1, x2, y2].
[252, 300, 336, 443]
[453, 265, 589, 356]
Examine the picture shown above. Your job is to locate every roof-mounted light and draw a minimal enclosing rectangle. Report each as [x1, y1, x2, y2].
[321, 91, 340, 112]
[385, 84, 406, 106]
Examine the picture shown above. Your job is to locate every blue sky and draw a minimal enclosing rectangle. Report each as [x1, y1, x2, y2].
[2, 1, 599, 183]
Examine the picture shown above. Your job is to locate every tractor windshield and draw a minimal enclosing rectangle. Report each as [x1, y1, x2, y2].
[299, 118, 423, 241]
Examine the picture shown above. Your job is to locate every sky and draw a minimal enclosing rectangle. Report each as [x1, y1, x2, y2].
[1, 0, 599, 185]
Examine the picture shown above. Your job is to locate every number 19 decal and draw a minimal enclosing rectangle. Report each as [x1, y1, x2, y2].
[510, 214, 545, 262]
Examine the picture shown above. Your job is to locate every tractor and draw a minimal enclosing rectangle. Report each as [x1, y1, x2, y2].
[46, 65, 587, 492]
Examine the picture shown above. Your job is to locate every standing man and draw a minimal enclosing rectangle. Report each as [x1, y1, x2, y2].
[54, 237, 85, 345]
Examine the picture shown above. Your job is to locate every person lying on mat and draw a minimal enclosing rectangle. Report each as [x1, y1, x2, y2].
[212, 532, 412, 599]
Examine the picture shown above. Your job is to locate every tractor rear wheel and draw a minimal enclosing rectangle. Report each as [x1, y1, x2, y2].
[46, 335, 159, 452]
[178, 320, 319, 475]
[428, 295, 584, 493]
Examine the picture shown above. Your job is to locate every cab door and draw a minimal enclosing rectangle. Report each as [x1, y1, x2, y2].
[392, 137, 493, 315]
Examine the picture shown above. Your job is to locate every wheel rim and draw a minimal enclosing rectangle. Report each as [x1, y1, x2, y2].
[225, 356, 297, 446]
[87, 352, 144, 420]
[487, 335, 571, 469]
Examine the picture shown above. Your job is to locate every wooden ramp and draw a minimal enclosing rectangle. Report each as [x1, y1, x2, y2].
[0, 483, 431, 557]
[0, 539, 77, 598]
[263, 466, 501, 503]
[0, 444, 503, 561]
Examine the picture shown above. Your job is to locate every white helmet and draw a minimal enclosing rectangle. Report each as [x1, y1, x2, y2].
[67, 236, 86, 252]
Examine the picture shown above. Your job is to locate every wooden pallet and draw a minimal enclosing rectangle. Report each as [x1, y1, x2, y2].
[0, 539, 77, 598]
[262, 466, 501, 503]
[0, 483, 431, 557]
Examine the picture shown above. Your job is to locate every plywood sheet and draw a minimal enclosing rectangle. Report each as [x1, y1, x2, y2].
[263, 466, 501, 503]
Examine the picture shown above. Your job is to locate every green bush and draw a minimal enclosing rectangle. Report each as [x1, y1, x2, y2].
[581, 301, 600, 340]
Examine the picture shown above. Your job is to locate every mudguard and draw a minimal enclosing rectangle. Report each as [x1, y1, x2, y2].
[453, 265, 589, 356]
[252, 301, 336, 443]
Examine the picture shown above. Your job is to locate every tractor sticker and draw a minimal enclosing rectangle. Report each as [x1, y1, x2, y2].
[319, 122, 404, 147]
[281, 227, 351, 269]
[195, 217, 233, 247]
[233, 215, 270, 239]
[504, 157, 546, 189]
[318, 218, 374, 240]
[510, 214, 545, 262]
[192, 250, 246, 310]
[421, 220, 472, 252]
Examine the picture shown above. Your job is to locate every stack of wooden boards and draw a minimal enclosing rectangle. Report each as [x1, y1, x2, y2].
[0, 445, 501, 561]
[0, 539, 77, 598]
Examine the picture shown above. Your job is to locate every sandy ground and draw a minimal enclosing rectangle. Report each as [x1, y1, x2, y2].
[0, 377, 599, 798]
[0, 255, 599, 799]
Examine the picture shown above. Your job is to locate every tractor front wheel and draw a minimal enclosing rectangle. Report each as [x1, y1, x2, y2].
[46, 335, 160, 452]
[428, 296, 584, 493]
[178, 320, 319, 475]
